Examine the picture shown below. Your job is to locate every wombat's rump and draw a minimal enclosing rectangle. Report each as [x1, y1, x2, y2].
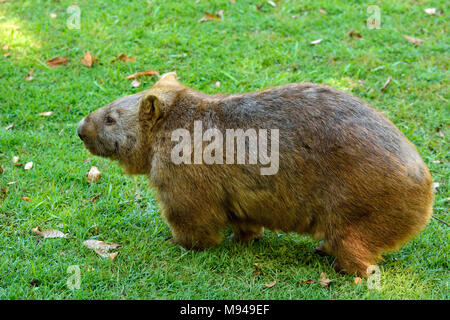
[78, 73, 433, 275]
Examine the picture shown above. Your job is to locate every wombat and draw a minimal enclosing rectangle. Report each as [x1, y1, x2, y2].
[78, 72, 433, 275]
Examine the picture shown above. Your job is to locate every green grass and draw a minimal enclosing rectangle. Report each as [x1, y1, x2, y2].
[0, 0, 448, 300]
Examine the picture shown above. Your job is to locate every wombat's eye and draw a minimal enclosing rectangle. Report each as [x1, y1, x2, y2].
[105, 115, 116, 125]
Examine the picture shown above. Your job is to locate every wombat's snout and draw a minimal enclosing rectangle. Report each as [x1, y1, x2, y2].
[77, 117, 95, 142]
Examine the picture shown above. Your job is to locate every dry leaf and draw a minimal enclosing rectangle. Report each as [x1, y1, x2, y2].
[24, 162, 33, 170]
[131, 79, 141, 87]
[432, 160, 442, 164]
[115, 53, 135, 62]
[50, 13, 57, 18]
[402, 35, 424, 46]
[81, 51, 97, 67]
[424, 8, 442, 15]
[7, 181, 17, 185]
[265, 279, 276, 288]
[348, 29, 363, 40]
[3, 52, 10, 58]
[46, 57, 69, 68]
[87, 166, 101, 183]
[89, 193, 102, 202]
[381, 76, 392, 92]
[125, 70, 159, 80]
[437, 128, 444, 138]
[2, 44, 8, 50]
[83, 240, 120, 251]
[84, 239, 120, 260]
[299, 279, 315, 284]
[215, 81, 221, 87]
[319, 9, 327, 15]
[15, 163, 23, 167]
[25, 70, 34, 81]
[197, 12, 222, 23]
[319, 272, 331, 287]
[310, 39, 323, 45]
[230, 0, 236, 3]
[21, 196, 32, 202]
[0, 165, 3, 174]
[5, 122, 14, 130]
[39, 111, 53, 116]
[32, 226, 67, 238]
[12, 156, 19, 164]
[354, 277, 363, 285]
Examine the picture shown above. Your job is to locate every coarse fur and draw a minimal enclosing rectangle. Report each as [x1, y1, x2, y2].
[78, 72, 434, 276]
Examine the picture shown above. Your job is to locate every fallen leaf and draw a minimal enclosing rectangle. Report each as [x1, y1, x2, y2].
[39, 111, 53, 116]
[7, 181, 17, 185]
[2, 44, 8, 50]
[348, 29, 363, 40]
[319, 272, 331, 287]
[89, 193, 102, 202]
[24, 162, 33, 170]
[50, 13, 57, 18]
[310, 39, 323, 45]
[84, 239, 120, 260]
[87, 166, 101, 183]
[5, 122, 14, 130]
[29, 279, 40, 287]
[257, 4, 263, 10]
[25, 70, 34, 81]
[215, 81, 221, 87]
[131, 79, 141, 87]
[230, 0, 236, 3]
[265, 279, 276, 288]
[83, 239, 120, 251]
[21, 196, 32, 202]
[197, 12, 222, 23]
[437, 128, 444, 138]
[319, 9, 327, 15]
[115, 53, 135, 62]
[299, 279, 315, 284]
[14, 163, 23, 167]
[46, 57, 69, 68]
[125, 70, 159, 80]
[3, 52, 10, 58]
[0, 165, 3, 174]
[381, 76, 392, 92]
[12, 156, 19, 164]
[424, 8, 442, 15]
[32, 226, 67, 238]
[81, 51, 97, 67]
[432, 160, 442, 164]
[402, 35, 424, 46]
[354, 277, 363, 285]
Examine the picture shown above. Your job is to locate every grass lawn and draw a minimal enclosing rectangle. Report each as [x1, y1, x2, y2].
[0, 0, 448, 300]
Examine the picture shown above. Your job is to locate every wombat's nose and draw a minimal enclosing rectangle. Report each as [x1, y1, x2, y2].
[77, 118, 86, 141]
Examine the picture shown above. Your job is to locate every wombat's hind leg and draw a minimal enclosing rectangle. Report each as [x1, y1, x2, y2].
[328, 237, 380, 277]
[230, 223, 264, 244]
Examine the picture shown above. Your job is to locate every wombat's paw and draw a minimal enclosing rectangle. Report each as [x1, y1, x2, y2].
[229, 232, 263, 245]
[314, 244, 330, 256]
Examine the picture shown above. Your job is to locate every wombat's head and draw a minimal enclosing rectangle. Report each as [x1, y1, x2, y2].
[77, 72, 182, 174]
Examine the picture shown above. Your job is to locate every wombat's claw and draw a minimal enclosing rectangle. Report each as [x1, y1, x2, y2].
[314, 244, 329, 256]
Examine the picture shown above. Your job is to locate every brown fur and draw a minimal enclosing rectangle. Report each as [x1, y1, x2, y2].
[78, 73, 434, 276]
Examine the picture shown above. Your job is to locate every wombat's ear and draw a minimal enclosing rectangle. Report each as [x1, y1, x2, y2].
[138, 93, 162, 124]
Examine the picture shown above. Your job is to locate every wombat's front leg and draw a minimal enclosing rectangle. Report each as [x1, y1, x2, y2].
[163, 208, 225, 251]
[230, 223, 264, 244]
